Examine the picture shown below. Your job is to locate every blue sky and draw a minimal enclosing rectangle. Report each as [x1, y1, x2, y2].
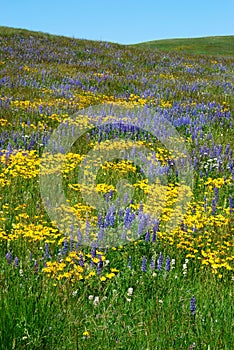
[1, 0, 233, 44]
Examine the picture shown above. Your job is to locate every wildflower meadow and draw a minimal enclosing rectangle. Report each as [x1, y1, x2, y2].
[0, 27, 233, 349]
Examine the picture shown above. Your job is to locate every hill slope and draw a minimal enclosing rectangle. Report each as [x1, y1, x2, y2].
[1, 26, 233, 57]
[134, 36, 234, 57]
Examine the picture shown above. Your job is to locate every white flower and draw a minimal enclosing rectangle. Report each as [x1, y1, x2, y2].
[104, 260, 110, 266]
[72, 290, 78, 297]
[126, 298, 131, 302]
[183, 265, 187, 275]
[159, 299, 163, 304]
[93, 296, 99, 306]
[127, 287, 133, 296]
[171, 259, 175, 269]
[88, 295, 94, 301]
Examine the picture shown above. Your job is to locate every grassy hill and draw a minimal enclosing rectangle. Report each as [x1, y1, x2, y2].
[134, 36, 234, 57]
[1, 26, 233, 57]
[0, 26, 233, 349]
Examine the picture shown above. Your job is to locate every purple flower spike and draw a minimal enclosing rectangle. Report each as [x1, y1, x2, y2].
[63, 239, 68, 255]
[211, 198, 216, 215]
[229, 196, 233, 213]
[97, 256, 103, 275]
[190, 295, 196, 315]
[79, 254, 84, 267]
[145, 230, 150, 242]
[6, 252, 12, 265]
[14, 257, 19, 268]
[141, 256, 147, 272]
[157, 252, 163, 271]
[165, 256, 171, 272]
[150, 257, 155, 270]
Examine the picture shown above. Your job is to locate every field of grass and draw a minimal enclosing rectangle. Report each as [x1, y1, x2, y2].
[134, 36, 234, 57]
[0, 27, 233, 349]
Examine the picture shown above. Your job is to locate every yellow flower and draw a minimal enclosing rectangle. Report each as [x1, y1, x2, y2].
[110, 268, 119, 273]
[100, 276, 107, 281]
[83, 331, 90, 338]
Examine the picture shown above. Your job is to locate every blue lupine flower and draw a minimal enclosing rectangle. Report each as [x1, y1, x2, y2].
[165, 256, 171, 272]
[145, 230, 150, 242]
[214, 187, 219, 202]
[190, 295, 196, 315]
[97, 257, 103, 275]
[14, 257, 19, 268]
[44, 243, 51, 259]
[91, 245, 96, 258]
[211, 198, 216, 215]
[229, 196, 233, 213]
[204, 195, 207, 212]
[63, 238, 69, 255]
[6, 252, 12, 264]
[79, 254, 84, 267]
[98, 226, 104, 241]
[70, 236, 75, 252]
[109, 212, 115, 227]
[152, 231, 157, 242]
[150, 257, 155, 270]
[76, 229, 82, 245]
[85, 218, 90, 240]
[124, 207, 131, 228]
[141, 256, 147, 272]
[157, 252, 163, 271]
[97, 213, 103, 228]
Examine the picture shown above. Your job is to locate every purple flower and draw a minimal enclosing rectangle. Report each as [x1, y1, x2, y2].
[63, 238, 69, 255]
[214, 187, 219, 202]
[79, 254, 84, 267]
[5, 252, 12, 264]
[91, 245, 96, 258]
[14, 257, 19, 268]
[190, 295, 196, 315]
[98, 226, 105, 242]
[211, 198, 216, 215]
[145, 230, 150, 242]
[70, 236, 75, 252]
[141, 256, 147, 272]
[97, 256, 103, 275]
[124, 207, 131, 229]
[97, 213, 103, 228]
[44, 243, 51, 259]
[150, 257, 155, 270]
[204, 195, 207, 212]
[165, 256, 171, 272]
[229, 196, 233, 213]
[157, 252, 163, 271]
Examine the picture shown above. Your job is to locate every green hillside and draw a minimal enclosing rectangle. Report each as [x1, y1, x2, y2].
[134, 36, 234, 57]
[0, 26, 233, 349]
[1, 26, 233, 57]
